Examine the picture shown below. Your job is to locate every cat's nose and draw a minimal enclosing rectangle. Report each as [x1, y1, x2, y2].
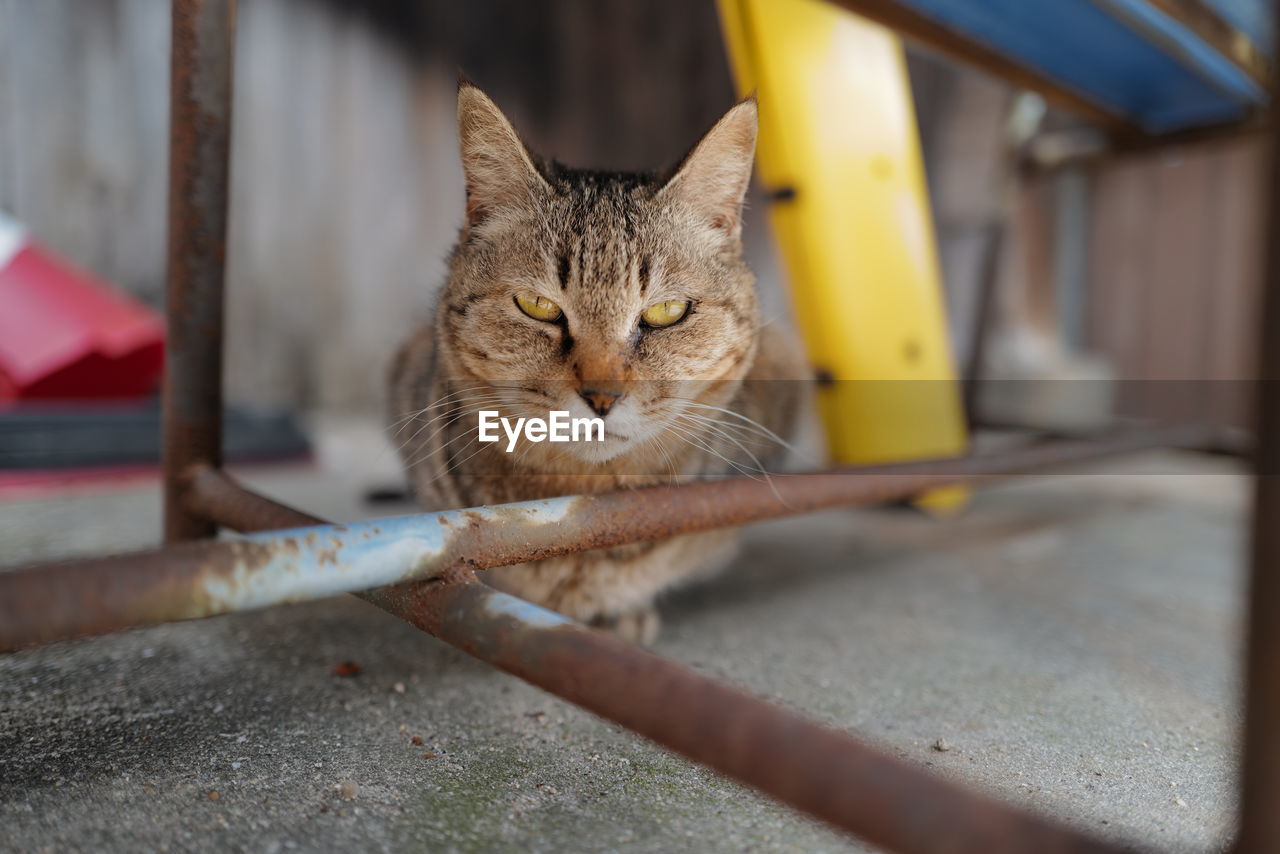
[580, 388, 621, 417]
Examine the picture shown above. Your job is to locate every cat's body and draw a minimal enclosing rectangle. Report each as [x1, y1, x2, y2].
[389, 81, 809, 642]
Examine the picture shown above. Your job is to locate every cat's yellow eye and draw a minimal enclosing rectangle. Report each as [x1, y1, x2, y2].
[640, 300, 690, 328]
[514, 292, 563, 323]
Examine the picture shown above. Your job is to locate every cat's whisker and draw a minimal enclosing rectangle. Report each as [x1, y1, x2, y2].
[660, 417, 765, 482]
[669, 397, 788, 443]
[675, 410, 778, 449]
[394, 394, 510, 452]
[408, 400, 527, 465]
[651, 432, 682, 480]
[434, 431, 505, 482]
[490, 383, 554, 401]
[675, 409, 811, 475]
[396, 393, 509, 433]
[404, 424, 483, 478]
[399, 395, 516, 470]
[677, 415, 767, 467]
[677, 416, 791, 505]
[408, 393, 574, 475]
[665, 414, 790, 506]
[402, 386, 530, 442]
[666, 408, 778, 468]
[671, 398, 798, 453]
[672, 415, 772, 480]
[388, 385, 503, 432]
[403, 388, 514, 418]
[391, 393, 510, 448]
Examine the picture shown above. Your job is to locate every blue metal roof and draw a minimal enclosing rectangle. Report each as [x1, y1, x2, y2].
[894, 0, 1271, 132]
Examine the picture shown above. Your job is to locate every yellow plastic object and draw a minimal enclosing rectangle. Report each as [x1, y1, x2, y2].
[718, 0, 969, 506]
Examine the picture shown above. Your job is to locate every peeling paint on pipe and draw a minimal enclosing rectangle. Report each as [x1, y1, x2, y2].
[0, 489, 578, 650]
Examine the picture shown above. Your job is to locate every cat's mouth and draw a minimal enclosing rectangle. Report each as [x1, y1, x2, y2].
[568, 426, 639, 462]
[559, 420, 654, 464]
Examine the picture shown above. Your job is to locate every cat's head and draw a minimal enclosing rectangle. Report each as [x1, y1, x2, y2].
[438, 80, 760, 465]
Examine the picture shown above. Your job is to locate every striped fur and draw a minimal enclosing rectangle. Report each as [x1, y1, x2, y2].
[389, 81, 809, 642]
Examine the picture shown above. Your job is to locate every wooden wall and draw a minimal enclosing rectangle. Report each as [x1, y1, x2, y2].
[0, 0, 747, 413]
[1085, 134, 1265, 428]
[0, 0, 171, 305]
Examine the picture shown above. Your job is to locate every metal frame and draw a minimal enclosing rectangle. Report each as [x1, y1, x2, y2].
[830, 0, 1272, 141]
[4, 1, 1277, 851]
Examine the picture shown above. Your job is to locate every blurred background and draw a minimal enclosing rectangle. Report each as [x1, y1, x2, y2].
[1, 0, 1262, 431]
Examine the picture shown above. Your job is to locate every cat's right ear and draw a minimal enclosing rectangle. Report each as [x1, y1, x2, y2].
[456, 79, 548, 228]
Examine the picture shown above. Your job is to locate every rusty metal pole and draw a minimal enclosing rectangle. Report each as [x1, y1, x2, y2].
[1235, 26, 1280, 853]
[161, 0, 236, 543]
[0, 428, 1210, 652]
[367, 577, 1132, 854]
[191, 474, 1131, 854]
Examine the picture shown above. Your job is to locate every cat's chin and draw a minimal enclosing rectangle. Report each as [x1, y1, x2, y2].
[559, 435, 636, 465]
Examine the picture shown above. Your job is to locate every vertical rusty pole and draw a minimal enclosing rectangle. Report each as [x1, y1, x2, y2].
[1236, 25, 1280, 853]
[161, 0, 236, 543]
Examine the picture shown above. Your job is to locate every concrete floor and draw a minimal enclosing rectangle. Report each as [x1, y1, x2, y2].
[0, 446, 1248, 853]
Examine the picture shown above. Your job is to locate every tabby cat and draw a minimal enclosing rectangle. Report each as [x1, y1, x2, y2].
[389, 80, 809, 643]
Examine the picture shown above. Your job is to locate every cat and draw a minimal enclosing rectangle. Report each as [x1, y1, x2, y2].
[389, 79, 810, 643]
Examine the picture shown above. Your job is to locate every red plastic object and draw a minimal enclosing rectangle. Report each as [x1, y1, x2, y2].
[0, 215, 165, 401]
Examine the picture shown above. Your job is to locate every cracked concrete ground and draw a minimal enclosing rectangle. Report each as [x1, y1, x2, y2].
[0, 446, 1247, 853]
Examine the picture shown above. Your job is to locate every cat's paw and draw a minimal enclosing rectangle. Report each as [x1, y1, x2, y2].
[591, 606, 661, 646]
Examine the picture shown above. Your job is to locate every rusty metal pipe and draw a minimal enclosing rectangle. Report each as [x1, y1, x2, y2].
[192, 473, 1132, 854]
[1234, 15, 1280, 850]
[161, 0, 236, 543]
[367, 578, 1130, 854]
[0, 426, 1206, 652]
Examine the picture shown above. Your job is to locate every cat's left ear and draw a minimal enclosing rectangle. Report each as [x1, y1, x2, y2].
[659, 97, 758, 237]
